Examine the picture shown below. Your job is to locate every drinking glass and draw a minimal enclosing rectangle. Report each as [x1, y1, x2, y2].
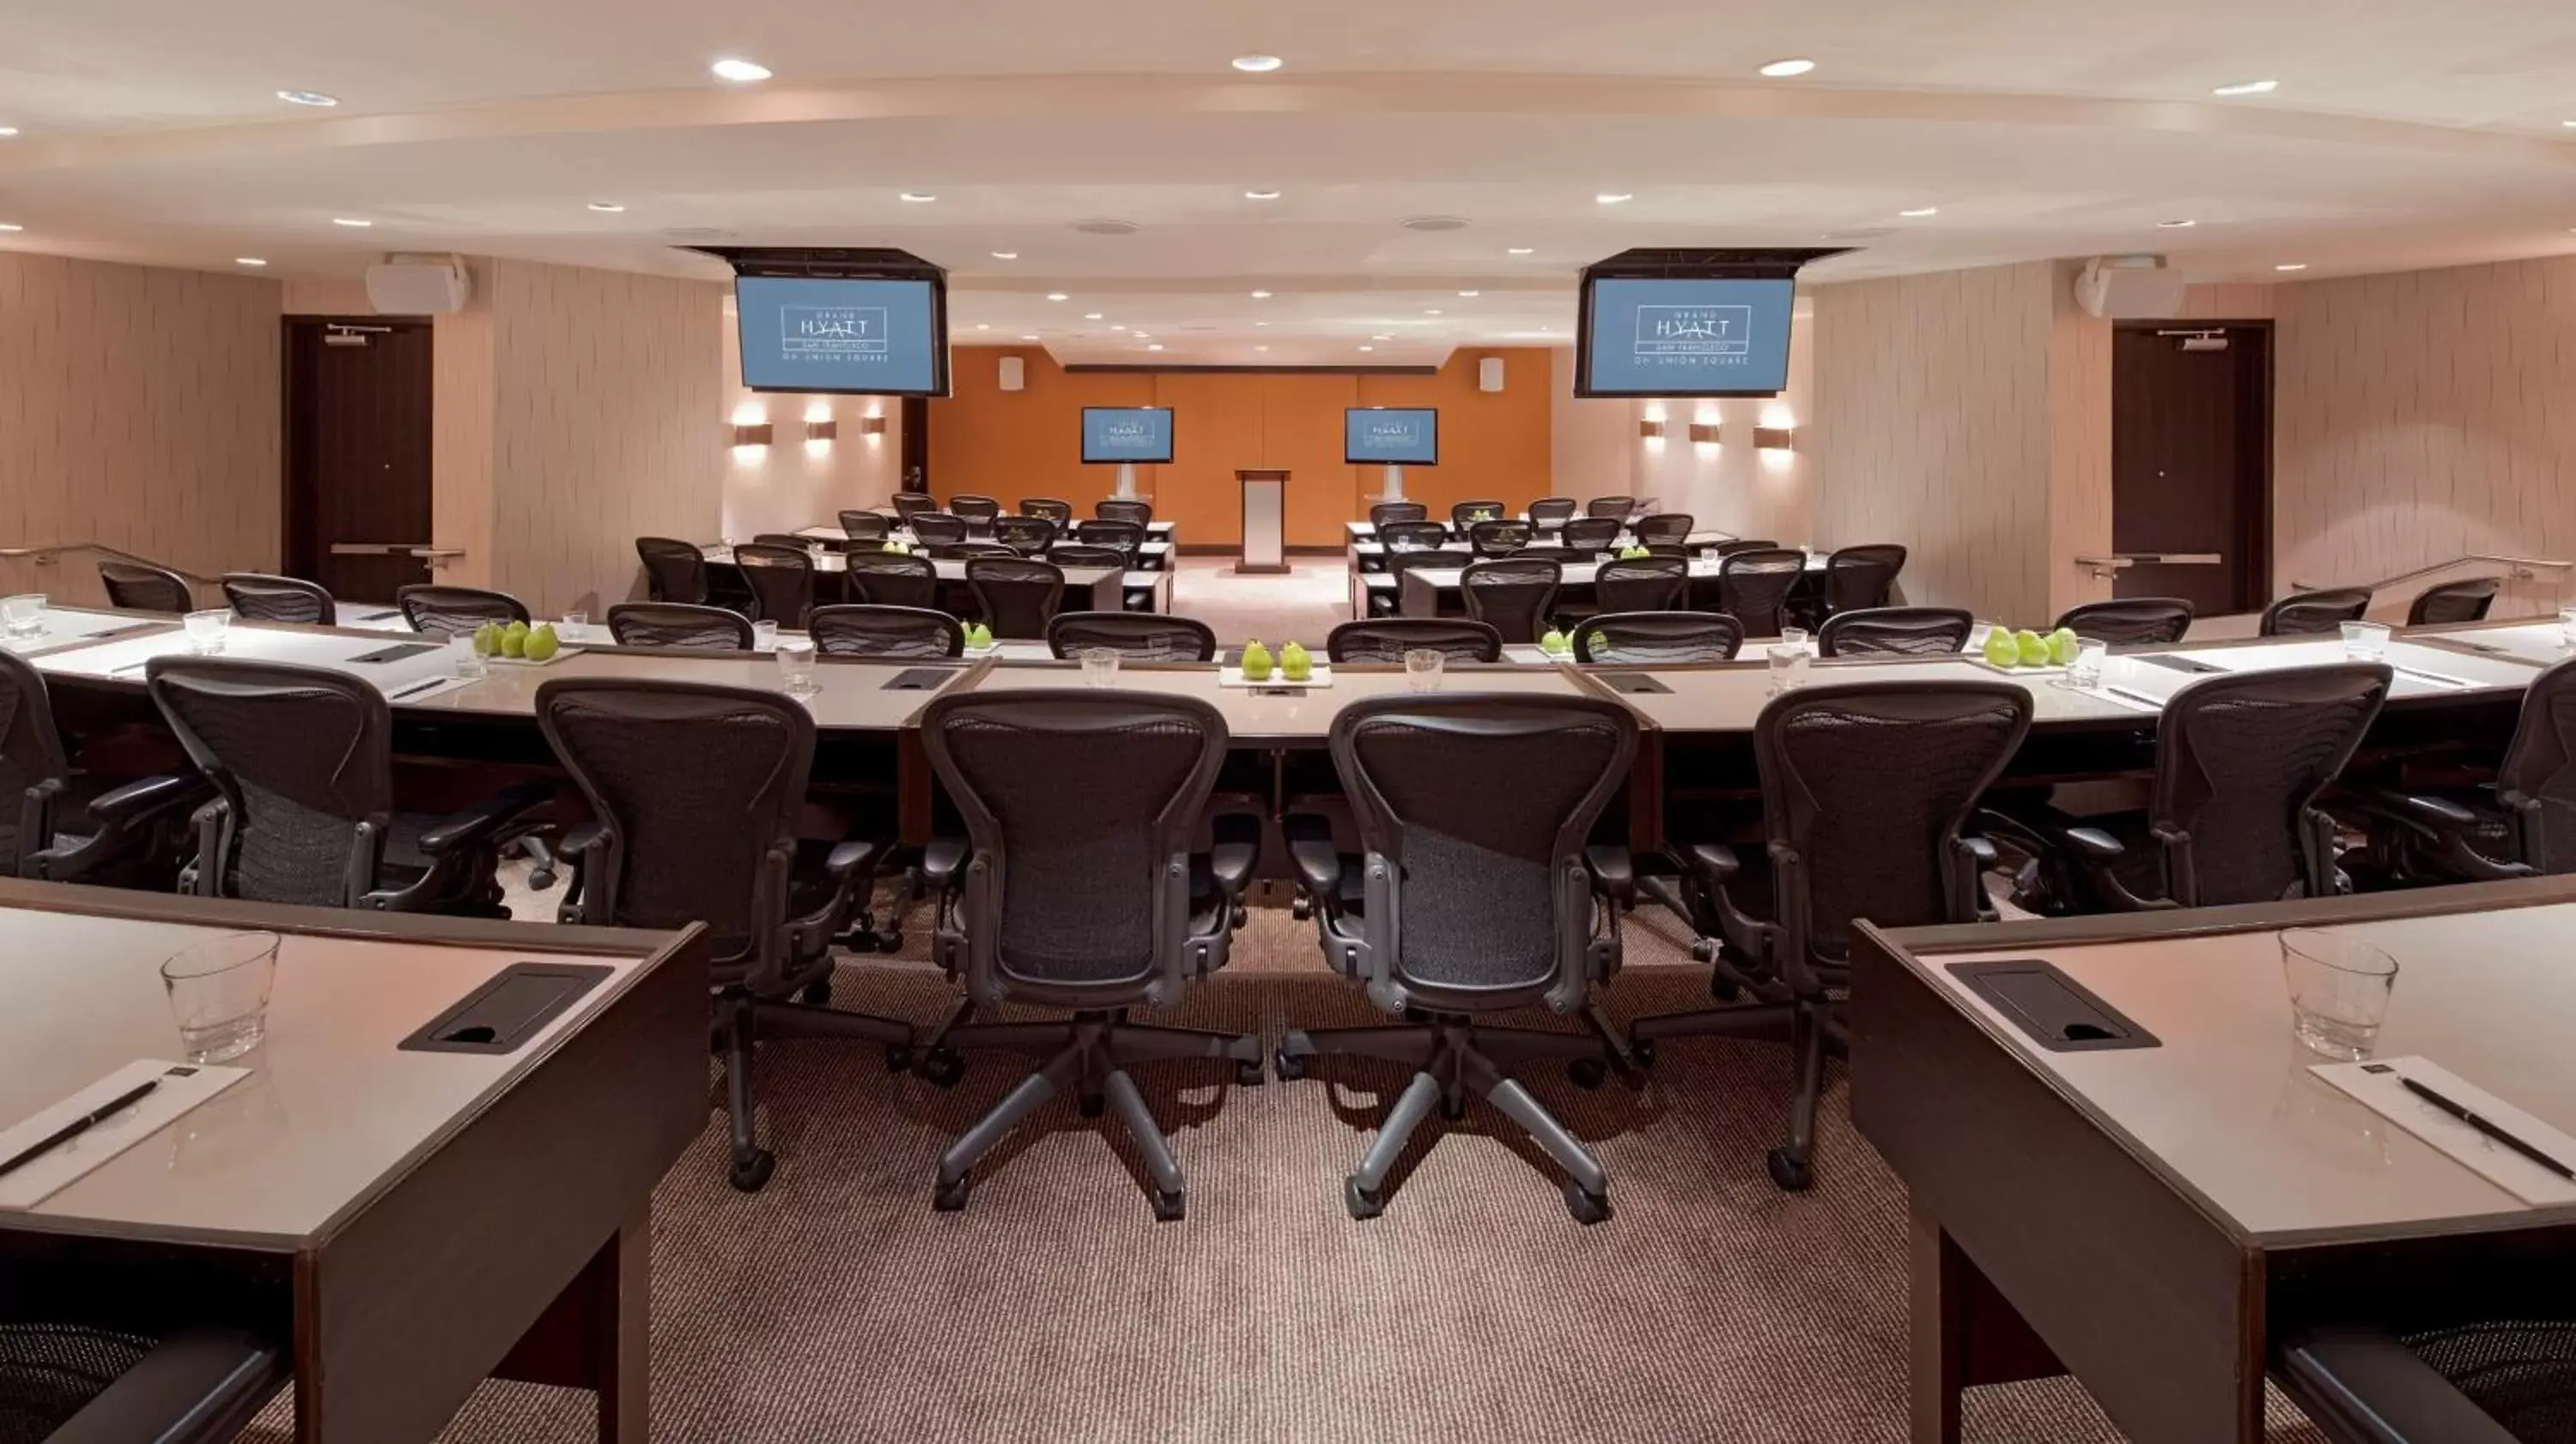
[2066, 639, 2108, 690]
[560, 610, 588, 640]
[0, 593, 43, 640]
[1767, 643, 1809, 694]
[2340, 620, 2391, 661]
[751, 620, 780, 652]
[1404, 649, 1445, 692]
[449, 633, 487, 679]
[1779, 627, 1813, 656]
[775, 637, 818, 696]
[1080, 647, 1121, 688]
[1968, 621, 1998, 655]
[2281, 929, 2400, 1061]
[161, 931, 280, 1064]
[182, 609, 230, 655]
[2559, 607, 2576, 648]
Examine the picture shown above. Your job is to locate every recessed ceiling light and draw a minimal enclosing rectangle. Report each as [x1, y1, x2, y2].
[1899, 206, 1940, 217]
[1244, 189, 1282, 200]
[234, 257, 267, 267]
[1231, 54, 1284, 73]
[1046, 291, 1069, 301]
[1507, 246, 1534, 256]
[1595, 192, 1634, 205]
[276, 89, 339, 107]
[2274, 263, 2308, 272]
[975, 324, 990, 330]
[898, 192, 937, 203]
[1424, 308, 1443, 315]
[1371, 334, 1394, 341]
[1358, 345, 1375, 352]
[587, 201, 625, 213]
[1255, 344, 1269, 352]
[1110, 325, 1128, 331]
[0, 223, 23, 234]
[1084, 312, 1103, 320]
[2157, 218, 2198, 228]
[991, 251, 1018, 259]
[1147, 343, 1165, 351]
[710, 58, 772, 82]
[1457, 289, 1479, 297]
[331, 217, 373, 228]
[2211, 79, 2279, 96]
[0, 127, 18, 138]
[1759, 58, 1817, 78]
[1249, 289, 1273, 299]
[1254, 321, 1269, 327]
[1020, 334, 1039, 341]
[2564, 119, 2576, 128]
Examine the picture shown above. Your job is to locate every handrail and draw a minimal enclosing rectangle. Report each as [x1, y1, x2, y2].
[2292, 554, 2573, 595]
[0, 542, 224, 587]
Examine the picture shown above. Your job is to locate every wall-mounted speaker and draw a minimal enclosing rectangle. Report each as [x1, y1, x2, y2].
[1478, 356, 1504, 393]
[998, 355, 1026, 392]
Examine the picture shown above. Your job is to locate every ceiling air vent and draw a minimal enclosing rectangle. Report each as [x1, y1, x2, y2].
[1400, 215, 1470, 232]
[1070, 219, 1141, 236]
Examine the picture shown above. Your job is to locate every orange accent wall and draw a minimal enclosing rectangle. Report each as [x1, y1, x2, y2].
[928, 347, 1553, 546]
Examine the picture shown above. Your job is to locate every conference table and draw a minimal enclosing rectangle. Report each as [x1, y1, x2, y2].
[0, 604, 160, 657]
[1373, 549, 1832, 620]
[1349, 528, 1736, 568]
[1853, 873, 2576, 1443]
[703, 544, 1175, 615]
[0, 877, 706, 1442]
[792, 524, 1174, 569]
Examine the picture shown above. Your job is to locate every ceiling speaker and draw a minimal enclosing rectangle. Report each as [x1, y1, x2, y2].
[2074, 256, 2188, 319]
[1478, 356, 1504, 393]
[999, 355, 1025, 392]
[361, 255, 471, 315]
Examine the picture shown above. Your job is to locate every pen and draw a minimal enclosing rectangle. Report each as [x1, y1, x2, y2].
[2105, 685, 2165, 712]
[0, 1078, 161, 1180]
[2402, 1076, 2575, 1180]
[2391, 664, 2470, 689]
[387, 677, 447, 700]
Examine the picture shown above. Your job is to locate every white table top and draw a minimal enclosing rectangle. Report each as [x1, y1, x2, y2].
[963, 659, 1600, 742]
[0, 604, 158, 656]
[793, 525, 1171, 559]
[1353, 529, 1735, 558]
[705, 545, 1137, 587]
[2415, 620, 2575, 670]
[1367, 552, 1830, 589]
[35, 623, 468, 701]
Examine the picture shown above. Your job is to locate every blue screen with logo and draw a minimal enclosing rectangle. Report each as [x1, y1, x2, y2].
[1344, 408, 1439, 465]
[1081, 408, 1174, 464]
[1581, 276, 1797, 396]
[736, 276, 944, 395]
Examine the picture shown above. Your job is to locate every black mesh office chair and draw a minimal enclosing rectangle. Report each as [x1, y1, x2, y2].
[992, 515, 1057, 555]
[145, 658, 547, 913]
[1719, 549, 1807, 636]
[2055, 597, 2194, 646]
[1557, 518, 1623, 555]
[1468, 520, 1535, 556]
[1450, 500, 1506, 529]
[1073, 519, 1145, 560]
[936, 540, 1019, 561]
[635, 537, 710, 604]
[914, 690, 1261, 1220]
[1632, 682, 2032, 1190]
[396, 585, 530, 640]
[1989, 664, 2392, 913]
[966, 557, 1064, 639]
[1584, 495, 1637, 520]
[1632, 513, 1694, 546]
[2279, 1320, 2576, 1444]
[1094, 498, 1154, 527]
[1528, 497, 1578, 525]
[0, 1325, 286, 1444]
[1822, 543, 1906, 614]
[1461, 556, 1560, 644]
[841, 552, 939, 610]
[605, 602, 751, 650]
[949, 494, 1003, 531]
[2263, 588, 2375, 637]
[750, 532, 812, 551]
[2349, 656, 2576, 882]
[1019, 497, 1073, 524]
[1, 651, 204, 883]
[98, 560, 194, 613]
[1278, 693, 1639, 1222]
[1591, 556, 1688, 614]
[1374, 548, 1473, 618]
[1715, 538, 1780, 557]
[1572, 611, 1743, 665]
[908, 513, 969, 548]
[890, 492, 939, 525]
[220, 573, 332, 626]
[1377, 520, 1449, 553]
[2408, 577, 2502, 627]
[1370, 501, 1429, 528]
[806, 604, 963, 659]
[838, 510, 891, 542]
[1044, 543, 1127, 573]
[1818, 606, 1975, 658]
[1047, 612, 1216, 661]
[537, 678, 912, 1192]
[730, 543, 815, 628]
[1327, 618, 1503, 664]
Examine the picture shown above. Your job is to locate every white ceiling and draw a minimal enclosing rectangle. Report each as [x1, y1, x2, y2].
[4, 0, 2575, 362]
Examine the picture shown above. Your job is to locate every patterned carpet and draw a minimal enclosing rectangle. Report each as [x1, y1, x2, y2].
[245, 902, 2324, 1443]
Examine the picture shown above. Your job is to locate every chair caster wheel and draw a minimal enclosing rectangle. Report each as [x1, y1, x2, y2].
[1690, 937, 1716, 963]
[933, 1174, 969, 1212]
[1567, 1057, 1607, 1090]
[1441, 1094, 1466, 1121]
[875, 930, 902, 953]
[1711, 977, 1742, 1002]
[920, 1048, 966, 1088]
[884, 1045, 912, 1073]
[1273, 1047, 1309, 1082]
[1151, 1189, 1186, 1223]
[1629, 1038, 1657, 1070]
[1767, 1147, 1813, 1192]
[1078, 1094, 1105, 1119]
[1403, 1007, 1429, 1024]
[730, 1149, 775, 1192]
[1236, 1059, 1265, 1087]
[1563, 1180, 1611, 1225]
[799, 978, 833, 1006]
[1230, 901, 1247, 929]
[1292, 895, 1313, 921]
[529, 868, 558, 891]
[1344, 1176, 1385, 1221]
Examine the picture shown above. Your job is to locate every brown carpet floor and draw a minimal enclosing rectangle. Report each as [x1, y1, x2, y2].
[246, 903, 2324, 1444]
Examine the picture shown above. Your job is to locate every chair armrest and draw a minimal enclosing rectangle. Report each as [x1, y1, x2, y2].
[49, 1327, 286, 1444]
[1205, 811, 1261, 898]
[1283, 812, 1343, 898]
[2062, 826, 2126, 865]
[2277, 1327, 2524, 1444]
[825, 838, 884, 885]
[1583, 845, 1634, 903]
[1960, 835, 1997, 871]
[1686, 841, 1741, 889]
[920, 838, 968, 894]
[554, 822, 611, 923]
[416, 780, 554, 856]
[82, 771, 212, 827]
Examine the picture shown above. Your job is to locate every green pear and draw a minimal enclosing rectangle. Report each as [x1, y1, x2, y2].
[1619, 545, 1651, 561]
[1242, 640, 1273, 681]
[501, 626, 527, 658]
[522, 623, 560, 662]
[881, 541, 904, 554]
[966, 623, 992, 649]
[1540, 628, 1571, 656]
[1280, 640, 1312, 682]
[2046, 627, 2081, 666]
[2015, 628, 2050, 667]
[1981, 629, 2020, 668]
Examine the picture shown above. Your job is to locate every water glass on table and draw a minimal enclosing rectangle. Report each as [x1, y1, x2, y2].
[2560, 607, 2576, 648]
[2341, 620, 2391, 661]
[1767, 643, 1809, 695]
[1779, 627, 1813, 656]
[1404, 649, 1444, 692]
[751, 620, 780, 652]
[0, 593, 44, 640]
[560, 610, 588, 642]
[2281, 928, 2400, 1060]
[775, 637, 818, 696]
[2064, 639, 2108, 690]
[161, 931, 280, 1065]
[1080, 647, 1121, 688]
[449, 632, 486, 679]
[182, 609, 230, 656]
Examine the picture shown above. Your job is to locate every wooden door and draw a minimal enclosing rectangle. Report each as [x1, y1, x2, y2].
[2111, 325, 2271, 615]
[284, 319, 435, 605]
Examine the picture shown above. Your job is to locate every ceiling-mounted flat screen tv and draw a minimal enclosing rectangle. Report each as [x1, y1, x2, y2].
[1577, 275, 1797, 397]
[734, 274, 949, 397]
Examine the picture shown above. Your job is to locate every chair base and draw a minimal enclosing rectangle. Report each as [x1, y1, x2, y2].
[1628, 995, 1831, 1192]
[1276, 1014, 1613, 1223]
[927, 1010, 1261, 1221]
[718, 986, 915, 1193]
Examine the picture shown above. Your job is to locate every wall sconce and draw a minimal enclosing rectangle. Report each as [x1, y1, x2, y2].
[804, 419, 839, 442]
[1637, 420, 1666, 440]
[731, 422, 774, 447]
[1687, 422, 1722, 444]
[1752, 426, 1796, 451]
[858, 416, 888, 435]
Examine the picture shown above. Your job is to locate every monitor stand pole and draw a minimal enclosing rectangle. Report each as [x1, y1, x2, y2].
[1114, 463, 1140, 501]
[1380, 464, 1405, 502]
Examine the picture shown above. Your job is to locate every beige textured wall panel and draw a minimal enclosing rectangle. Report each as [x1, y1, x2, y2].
[1620, 317, 1818, 548]
[2049, 263, 2117, 616]
[719, 311, 905, 541]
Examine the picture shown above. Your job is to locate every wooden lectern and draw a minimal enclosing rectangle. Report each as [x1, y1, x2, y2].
[1235, 469, 1290, 574]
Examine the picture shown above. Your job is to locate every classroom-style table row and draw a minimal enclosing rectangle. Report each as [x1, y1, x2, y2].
[700, 547, 1174, 615]
[789, 524, 1175, 568]
[1346, 527, 1736, 568]
[1358, 549, 1833, 619]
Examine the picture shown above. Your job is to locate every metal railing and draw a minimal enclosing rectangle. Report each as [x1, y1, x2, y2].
[2292, 554, 2573, 595]
[0, 541, 223, 586]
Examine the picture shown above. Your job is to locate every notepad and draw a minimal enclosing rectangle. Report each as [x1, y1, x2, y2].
[2312, 1055, 2576, 1208]
[0, 1060, 249, 1210]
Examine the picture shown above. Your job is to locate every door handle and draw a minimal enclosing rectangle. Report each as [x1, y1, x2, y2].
[2075, 553, 2225, 580]
[327, 543, 434, 556]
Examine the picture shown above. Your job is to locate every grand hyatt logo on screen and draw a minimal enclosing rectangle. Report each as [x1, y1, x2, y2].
[1634, 304, 1754, 364]
[1364, 419, 1422, 443]
[1103, 420, 1153, 442]
[780, 306, 890, 362]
